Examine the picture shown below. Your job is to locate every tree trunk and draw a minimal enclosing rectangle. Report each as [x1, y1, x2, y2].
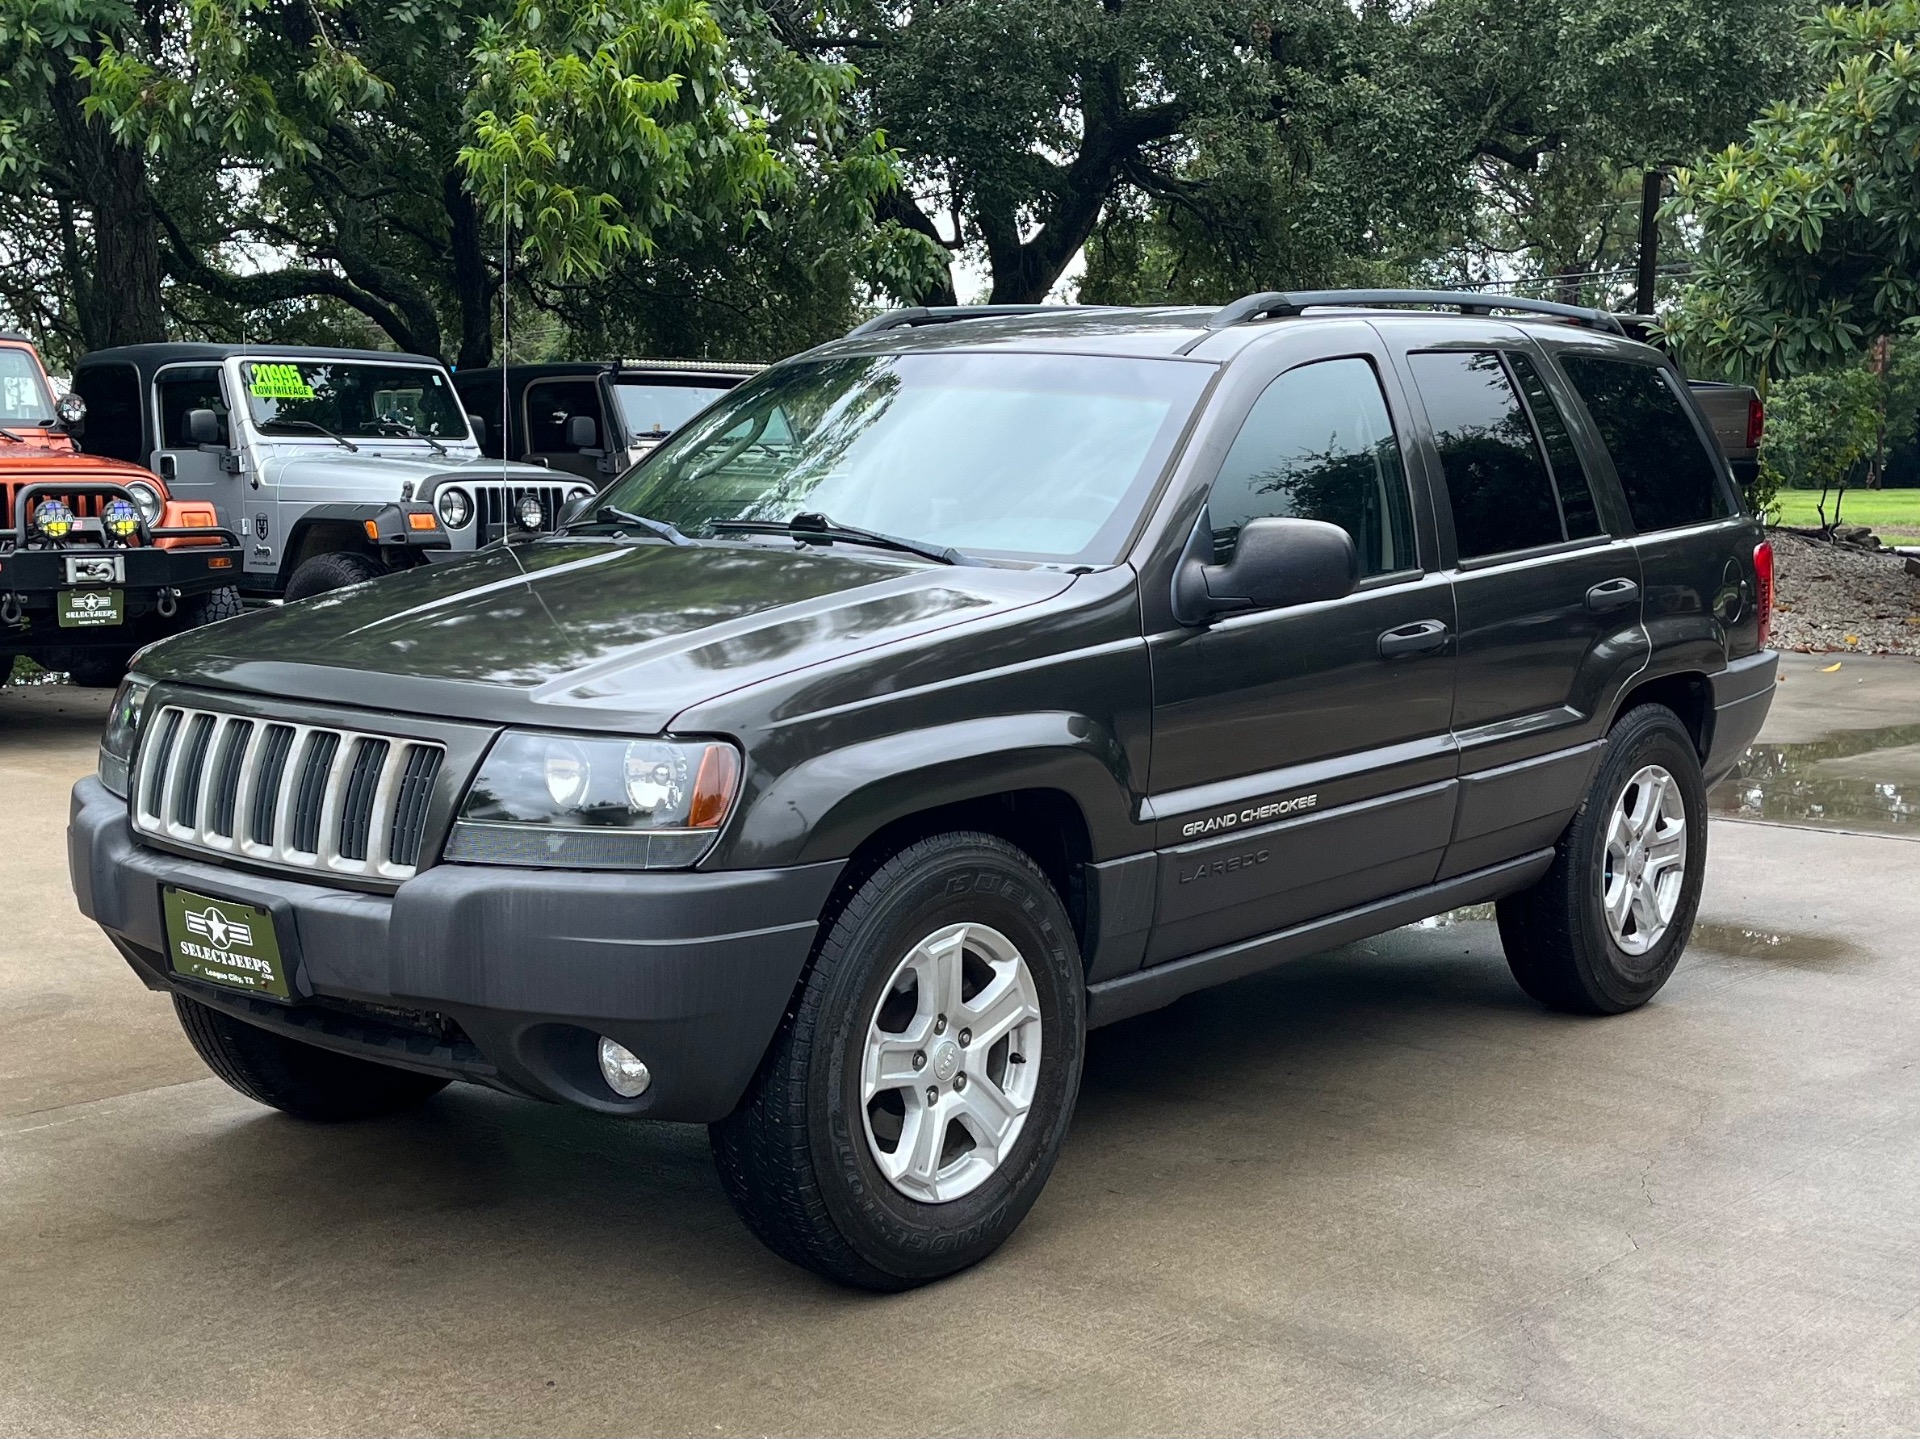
[446, 174, 497, 369]
[48, 68, 167, 348]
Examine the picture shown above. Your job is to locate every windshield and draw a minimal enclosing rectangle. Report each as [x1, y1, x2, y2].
[611, 382, 734, 439]
[0, 347, 55, 425]
[600, 353, 1211, 563]
[242, 360, 470, 441]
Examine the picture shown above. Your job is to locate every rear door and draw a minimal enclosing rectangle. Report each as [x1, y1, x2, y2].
[1399, 341, 1647, 879]
[1145, 334, 1459, 963]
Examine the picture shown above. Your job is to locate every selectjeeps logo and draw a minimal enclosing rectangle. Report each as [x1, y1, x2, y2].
[69, 591, 116, 613]
[183, 904, 253, 953]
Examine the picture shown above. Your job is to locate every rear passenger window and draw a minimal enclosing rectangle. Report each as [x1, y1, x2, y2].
[1207, 358, 1416, 577]
[1558, 356, 1730, 531]
[1410, 351, 1562, 559]
[1506, 352, 1600, 539]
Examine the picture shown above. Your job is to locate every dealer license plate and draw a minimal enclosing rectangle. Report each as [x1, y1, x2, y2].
[163, 887, 290, 999]
[57, 589, 123, 628]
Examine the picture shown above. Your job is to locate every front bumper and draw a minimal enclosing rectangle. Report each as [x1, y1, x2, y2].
[70, 776, 841, 1121]
[2, 541, 243, 647]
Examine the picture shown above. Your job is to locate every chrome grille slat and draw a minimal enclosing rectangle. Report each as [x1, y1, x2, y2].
[132, 705, 445, 881]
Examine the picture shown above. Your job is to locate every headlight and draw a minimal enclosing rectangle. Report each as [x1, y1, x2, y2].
[125, 481, 162, 526]
[515, 493, 545, 531]
[32, 498, 74, 540]
[436, 486, 472, 528]
[97, 675, 154, 798]
[445, 731, 740, 870]
[102, 497, 141, 539]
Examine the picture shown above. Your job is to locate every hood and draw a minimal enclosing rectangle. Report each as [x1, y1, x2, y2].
[259, 447, 560, 498]
[140, 539, 1075, 732]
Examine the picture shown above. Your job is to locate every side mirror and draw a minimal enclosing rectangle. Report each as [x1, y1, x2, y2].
[1172, 515, 1357, 626]
[566, 414, 598, 450]
[186, 408, 221, 447]
[559, 491, 596, 525]
[466, 413, 487, 448]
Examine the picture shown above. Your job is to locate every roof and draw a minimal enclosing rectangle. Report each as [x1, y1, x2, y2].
[76, 342, 445, 381]
[807, 291, 1655, 365]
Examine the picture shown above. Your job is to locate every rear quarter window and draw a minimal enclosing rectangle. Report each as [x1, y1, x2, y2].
[1557, 356, 1731, 532]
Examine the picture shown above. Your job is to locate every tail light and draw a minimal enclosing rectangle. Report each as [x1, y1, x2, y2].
[1753, 540, 1774, 648]
[1745, 394, 1765, 451]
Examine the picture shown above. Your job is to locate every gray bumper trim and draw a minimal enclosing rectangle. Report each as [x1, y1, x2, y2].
[70, 776, 842, 1120]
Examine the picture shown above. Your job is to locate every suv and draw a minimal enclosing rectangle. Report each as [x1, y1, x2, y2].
[70, 291, 1776, 1290]
[453, 359, 760, 482]
[1, 335, 243, 686]
[70, 344, 598, 599]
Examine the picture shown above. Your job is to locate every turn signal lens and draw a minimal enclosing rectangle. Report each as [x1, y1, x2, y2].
[687, 744, 740, 829]
[1753, 540, 1774, 649]
[407, 511, 438, 531]
[32, 498, 73, 539]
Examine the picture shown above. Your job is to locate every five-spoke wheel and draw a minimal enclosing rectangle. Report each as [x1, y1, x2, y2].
[861, 921, 1043, 1203]
[1601, 763, 1689, 955]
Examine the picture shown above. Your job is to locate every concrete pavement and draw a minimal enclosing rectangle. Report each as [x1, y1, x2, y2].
[3, 658, 1919, 1436]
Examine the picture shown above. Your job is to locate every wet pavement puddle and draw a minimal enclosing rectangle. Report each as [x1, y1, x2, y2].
[1711, 723, 1920, 834]
[1689, 922, 1862, 968]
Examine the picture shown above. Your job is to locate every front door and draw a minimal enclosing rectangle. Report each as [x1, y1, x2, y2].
[1145, 348, 1459, 965]
[1400, 344, 1648, 880]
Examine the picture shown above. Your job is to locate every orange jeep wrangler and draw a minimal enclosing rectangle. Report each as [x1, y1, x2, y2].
[1, 335, 244, 686]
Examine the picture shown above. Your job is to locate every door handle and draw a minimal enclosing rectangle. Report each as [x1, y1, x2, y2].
[1378, 619, 1450, 660]
[1586, 577, 1640, 613]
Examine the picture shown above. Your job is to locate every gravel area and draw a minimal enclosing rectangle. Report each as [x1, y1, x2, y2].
[1770, 530, 1920, 655]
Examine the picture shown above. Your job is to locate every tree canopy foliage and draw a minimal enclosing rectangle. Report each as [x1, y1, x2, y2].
[0, 0, 1806, 367]
[1667, 2, 1920, 380]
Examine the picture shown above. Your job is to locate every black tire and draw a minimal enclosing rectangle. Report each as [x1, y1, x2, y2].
[173, 994, 449, 1121]
[55, 647, 134, 688]
[182, 585, 245, 627]
[283, 551, 383, 602]
[1497, 704, 1709, 1015]
[710, 832, 1085, 1290]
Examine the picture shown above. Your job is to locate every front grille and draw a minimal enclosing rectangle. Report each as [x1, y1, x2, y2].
[2, 484, 109, 523]
[132, 705, 446, 881]
[474, 481, 578, 540]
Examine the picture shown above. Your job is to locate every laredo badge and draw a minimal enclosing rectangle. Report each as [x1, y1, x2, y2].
[162, 887, 289, 998]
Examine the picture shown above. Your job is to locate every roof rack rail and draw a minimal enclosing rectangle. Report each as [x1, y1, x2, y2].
[1204, 289, 1628, 336]
[846, 304, 1082, 338]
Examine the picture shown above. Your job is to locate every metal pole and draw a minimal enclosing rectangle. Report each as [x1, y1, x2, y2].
[1635, 169, 1664, 315]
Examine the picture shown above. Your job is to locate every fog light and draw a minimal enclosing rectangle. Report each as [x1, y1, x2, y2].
[515, 493, 545, 530]
[598, 1037, 651, 1097]
[102, 497, 141, 538]
[32, 498, 74, 539]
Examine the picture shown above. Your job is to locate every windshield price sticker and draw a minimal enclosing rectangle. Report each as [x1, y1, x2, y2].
[248, 363, 316, 400]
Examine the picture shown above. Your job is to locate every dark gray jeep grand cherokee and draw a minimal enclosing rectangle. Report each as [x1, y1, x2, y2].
[70, 291, 1777, 1289]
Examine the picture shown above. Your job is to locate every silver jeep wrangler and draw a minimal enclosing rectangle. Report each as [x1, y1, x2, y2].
[70, 344, 597, 599]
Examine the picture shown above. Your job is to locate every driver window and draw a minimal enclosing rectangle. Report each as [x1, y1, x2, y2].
[526, 380, 602, 453]
[157, 367, 230, 448]
[1208, 358, 1416, 576]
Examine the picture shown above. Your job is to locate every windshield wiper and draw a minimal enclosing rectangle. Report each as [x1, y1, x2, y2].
[264, 419, 358, 452]
[569, 504, 695, 546]
[0, 428, 23, 443]
[712, 512, 972, 566]
[369, 420, 448, 455]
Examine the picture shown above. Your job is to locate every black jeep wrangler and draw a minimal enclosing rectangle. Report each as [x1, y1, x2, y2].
[70, 291, 1776, 1290]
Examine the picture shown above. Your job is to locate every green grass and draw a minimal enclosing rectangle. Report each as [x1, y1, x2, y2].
[1769, 488, 1920, 533]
